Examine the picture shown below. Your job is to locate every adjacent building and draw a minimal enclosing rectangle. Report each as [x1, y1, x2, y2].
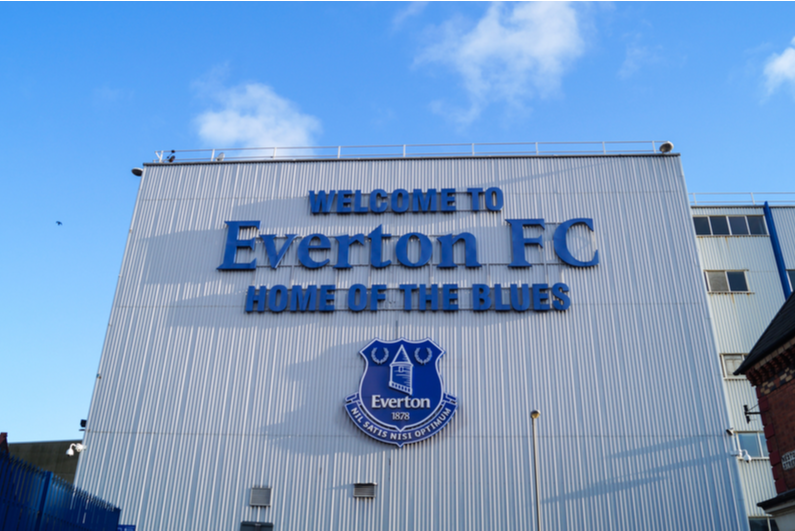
[732, 287, 795, 530]
[692, 200, 795, 531]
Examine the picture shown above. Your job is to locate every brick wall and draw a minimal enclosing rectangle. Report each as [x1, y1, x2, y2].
[749, 344, 795, 495]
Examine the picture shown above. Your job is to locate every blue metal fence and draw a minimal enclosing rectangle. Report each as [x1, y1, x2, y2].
[0, 451, 120, 531]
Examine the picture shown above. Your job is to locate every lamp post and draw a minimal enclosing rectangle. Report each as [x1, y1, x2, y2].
[531, 409, 541, 531]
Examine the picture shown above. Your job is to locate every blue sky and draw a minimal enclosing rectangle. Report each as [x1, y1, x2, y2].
[1, 2, 794, 442]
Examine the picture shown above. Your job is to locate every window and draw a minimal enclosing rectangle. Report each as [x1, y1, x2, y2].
[747, 216, 767, 235]
[711, 216, 730, 235]
[693, 217, 711, 235]
[749, 517, 779, 531]
[705, 271, 749, 292]
[738, 432, 769, 458]
[721, 354, 746, 378]
[788, 270, 795, 291]
[693, 215, 767, 236]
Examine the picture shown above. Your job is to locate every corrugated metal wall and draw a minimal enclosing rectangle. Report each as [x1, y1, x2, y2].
[77, 156, 746, 531]
[772, 207, 795, 269]
[692, 205, 789, 519]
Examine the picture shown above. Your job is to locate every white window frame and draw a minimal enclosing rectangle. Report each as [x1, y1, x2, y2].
[720, 354, 747, 379]
[748, 517, 779, 531]
[737, 431, 769, 459]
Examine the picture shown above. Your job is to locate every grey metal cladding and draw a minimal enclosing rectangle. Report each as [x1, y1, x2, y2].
[76, 155, 747, 531]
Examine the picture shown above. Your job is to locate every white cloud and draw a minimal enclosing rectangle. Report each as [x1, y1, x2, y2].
[393, 2, 428, 29]
[417, 2, 585, 124]
[763, 37, 795, 96]
[194, 83, 321, 148]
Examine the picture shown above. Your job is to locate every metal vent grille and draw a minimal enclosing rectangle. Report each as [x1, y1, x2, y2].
[240, 522, 273, 531]
[249, 487, 272, 507]
[353, 483, 377, 498]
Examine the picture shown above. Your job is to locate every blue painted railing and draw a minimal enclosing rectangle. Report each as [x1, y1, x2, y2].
[0, 451, 120, 531]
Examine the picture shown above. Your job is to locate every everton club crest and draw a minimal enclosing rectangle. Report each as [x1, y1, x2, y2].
[345, 338, 457, 447]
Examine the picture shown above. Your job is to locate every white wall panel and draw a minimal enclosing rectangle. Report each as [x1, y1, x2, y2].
[724, 379, 764, 432]
[772, 207, 795, 268]
[78, 156, 747, 531]
[695, 234, 787, 353]
[691, 205, 794, 520]
[737, 461, 779, 517]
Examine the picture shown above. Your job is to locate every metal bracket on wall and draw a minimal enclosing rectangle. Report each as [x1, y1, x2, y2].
[743, 404, 762, 424]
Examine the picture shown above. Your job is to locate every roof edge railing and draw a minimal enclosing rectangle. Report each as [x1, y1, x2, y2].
[153, 141, 672, 163]
[690, 192, 795, 206]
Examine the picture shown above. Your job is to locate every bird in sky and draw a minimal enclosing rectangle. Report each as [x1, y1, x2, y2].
[56, 221, 62, 226]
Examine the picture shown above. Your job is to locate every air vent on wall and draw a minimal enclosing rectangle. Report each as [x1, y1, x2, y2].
[353, 483, 377, 498]
[250, 487, 272, 507]
[240, 522, 273, 531]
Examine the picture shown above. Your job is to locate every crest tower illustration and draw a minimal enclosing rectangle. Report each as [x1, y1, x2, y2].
[389, 345, 413, 395]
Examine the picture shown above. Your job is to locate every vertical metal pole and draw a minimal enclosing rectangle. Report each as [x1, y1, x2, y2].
[763, 201, 792, 299]
[602, 141, 606, 154]
[531, 410, 541, 531]
[210, 149, 215, 162]
[337, 146, 341, 159]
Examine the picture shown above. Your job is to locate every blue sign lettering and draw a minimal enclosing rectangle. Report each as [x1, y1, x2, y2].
[308, 190, 336, 214]
[225, 189, 598, 313]
[297, 234, 331, 269]
[308, 188, 470, 215]
[506, 219, 545, 268]
[553, 218, 600, 267]
[245, 283, 570, 313]
[218, 221, 260, 270]
[484, 187, 503, 211]
[395, 233, 433, 268]
[261, 234, 296, 269]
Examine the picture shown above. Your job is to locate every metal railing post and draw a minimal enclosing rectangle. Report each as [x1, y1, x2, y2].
[153, 141, 678, 163]
[33, 471, 52, 531]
